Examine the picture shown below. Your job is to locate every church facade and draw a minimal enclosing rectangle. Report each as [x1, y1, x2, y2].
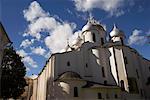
[29, 19, 150, 100]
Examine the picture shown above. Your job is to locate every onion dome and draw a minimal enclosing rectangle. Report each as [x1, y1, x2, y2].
[82, 17, 105, 32]
[110, 24, 124, 38]
[82, 21, 93, 32]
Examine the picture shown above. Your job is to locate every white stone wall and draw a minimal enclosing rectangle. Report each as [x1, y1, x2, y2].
[123, 46, 145, 95]
[109, 46, 129, 91]
[54, 42, 116, 85]
[109, 45, 150, 99]
[31, 56, 55, 100]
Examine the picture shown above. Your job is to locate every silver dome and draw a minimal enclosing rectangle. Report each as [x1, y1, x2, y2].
[82, 18, 105, 32]
[110, 25, 124, 37]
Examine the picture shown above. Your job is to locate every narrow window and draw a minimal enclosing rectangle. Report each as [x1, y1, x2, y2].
[136, 69, 139, 79]
[149, 67, 150, 72]
[101, 38, 104, 45]
[85, 63, 88, 68]
[97, 93, 102, 99]
[74, 87, 78, 97]
[121, 38, 124, 45]
[67, 61, 70, 66]
[93, 33, 96, 42]
[124, 57, 128, 64]
[120, 80, 125, 91]
[102, 67, 105, 77]
[114, 94, 118, 98]
[146, 77, 150, 85]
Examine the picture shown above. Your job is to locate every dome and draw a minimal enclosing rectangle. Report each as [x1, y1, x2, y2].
[82, 21, 93, 32]
[82, 18, 105, 32]
[58, 71, 82, 80]
[110, 25, 124, 37]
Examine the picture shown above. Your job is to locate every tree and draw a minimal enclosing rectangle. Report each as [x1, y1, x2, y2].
[1, 47, 27, 99]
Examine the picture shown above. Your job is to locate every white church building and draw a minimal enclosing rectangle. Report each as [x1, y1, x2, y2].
[27, 18, 150, 100]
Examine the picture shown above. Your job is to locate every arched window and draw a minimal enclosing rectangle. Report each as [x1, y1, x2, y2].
[67, 61, 70, 66]
[114, 94, 118, 98]
[74, 87, 78, 97]
[102, 67, 105, 77]
[92, 33, 96, 42]
[85, 63, 88, 68]
[120, 80, 125, 91]
[97, 93, 102, 99]
[101, 38, 104, 45]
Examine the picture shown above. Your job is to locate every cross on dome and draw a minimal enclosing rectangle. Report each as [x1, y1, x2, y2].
[87, 16, 99, 25]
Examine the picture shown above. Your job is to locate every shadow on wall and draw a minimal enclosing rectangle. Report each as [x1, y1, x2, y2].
[46, 77, 69, 100]
[87, 42, 117, 86]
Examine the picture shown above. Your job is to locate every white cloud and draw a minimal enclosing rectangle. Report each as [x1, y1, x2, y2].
[147, 30, 150, 35]
[17, 49, 38, 68]
[115, 10, 125, 17]
[128, 29, 147, 45]
[44, 23, 76, 53]
[20, 39, 34, 48]
[25, 17, 59, 40]
[26, 67, 30, 71]
[44, 51, 51, 58]
[31, 46, 46, 56]
[22, 56, 38, 68]
[23, 1, 52, 40]
[23, 1, 79, 54]
[66, 8, 73, 15]
[16, 49, 28, 57]
[72, 0, 125, 16]
[23, 1, 48, 22]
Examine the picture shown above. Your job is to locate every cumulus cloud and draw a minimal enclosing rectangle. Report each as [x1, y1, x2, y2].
[26, 67, 30, 71]
[44, 23, 76, 53]
[23, 1, 48, 22]
[23, 1, 50, 40]
[44, 51, 51, 58]
[23, 1, 79, 53]
[31, 46, 46, 56]
[16, 49, 28, 57]
[128, 29, 148, 45]
[24, 17, 60, 40]
[147, 30, 150, 35]
[22, 56, 38, 68]
[17, 49, 38, 68]
[72, 0, 125, 16]
[20, 39, 34, 48]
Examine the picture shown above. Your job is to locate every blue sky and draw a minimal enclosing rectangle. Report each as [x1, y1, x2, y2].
[0, 0, 150, 76]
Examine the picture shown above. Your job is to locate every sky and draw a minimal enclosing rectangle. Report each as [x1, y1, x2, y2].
[0, 0, 150, 76]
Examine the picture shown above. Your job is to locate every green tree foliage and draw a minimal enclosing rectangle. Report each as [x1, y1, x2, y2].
[1, 47, 27, 99]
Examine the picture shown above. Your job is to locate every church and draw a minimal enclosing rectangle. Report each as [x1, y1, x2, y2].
[25, 18, 150, 100]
